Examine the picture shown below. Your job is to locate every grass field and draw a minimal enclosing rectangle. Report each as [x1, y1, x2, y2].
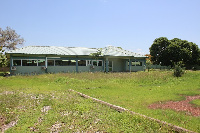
[0, 70, 200, 132]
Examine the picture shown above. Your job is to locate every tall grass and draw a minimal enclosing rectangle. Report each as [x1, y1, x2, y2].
[71, 71, 200, 132]
[0, 71, 199, 132]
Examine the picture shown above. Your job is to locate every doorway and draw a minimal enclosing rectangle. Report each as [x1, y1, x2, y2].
[105, 61, 113, 72]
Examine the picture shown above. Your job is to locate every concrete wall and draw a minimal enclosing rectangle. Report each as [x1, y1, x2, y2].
[47, 66, 104, 73]
[47, 66, 77, 73]
[78, 66, 104, 72]
[11, 66, 46, 75]
[131, 65, 145, 71]
[11, 65, 104, 75]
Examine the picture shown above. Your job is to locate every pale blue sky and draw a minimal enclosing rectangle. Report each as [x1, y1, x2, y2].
[1, 0, 200, 54]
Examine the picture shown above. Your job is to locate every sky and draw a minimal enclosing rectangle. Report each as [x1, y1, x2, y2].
[1, 0, 200, 54]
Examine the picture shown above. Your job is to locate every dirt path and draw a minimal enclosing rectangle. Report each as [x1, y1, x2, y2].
[148, 95, 200, 116]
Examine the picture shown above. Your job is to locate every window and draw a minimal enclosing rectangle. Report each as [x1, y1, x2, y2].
[78, 60, 86, 66]
[22, 60, 37, 66]
[55, 60, 63, 66]
[98, 61, 102, 66]
[48, 60, 54, 66]
[86, 60, 103, 66]
[38, 59, 45, 66]
[68, 60, 76, 66]
[61, 60, 69, 66]
[93, 61, 97, 66]
[87, 60, 91, 65]
[13, 60, 21, 66]
[132, 61, 142, 66]
[128, 61, 142, 66]
[55, 60, 76, 66]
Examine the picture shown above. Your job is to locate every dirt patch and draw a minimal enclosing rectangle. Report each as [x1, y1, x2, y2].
[0, 120, 18, 132]
[148, 95, 200, 116]
[50, 121, 65, 133]
[0, 91, 14, 95]
[41, 106, 51, 114]
[0, 116, 6, 128]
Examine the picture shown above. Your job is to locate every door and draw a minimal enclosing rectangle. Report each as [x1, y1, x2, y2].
[104, 61, 113, 72]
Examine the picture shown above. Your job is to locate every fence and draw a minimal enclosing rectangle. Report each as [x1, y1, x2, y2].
[147, 65, 171, 70]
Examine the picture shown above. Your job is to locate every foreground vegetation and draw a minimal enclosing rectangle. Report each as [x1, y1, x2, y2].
[74, 71, 200, 132]
[0, 70, 200, 132]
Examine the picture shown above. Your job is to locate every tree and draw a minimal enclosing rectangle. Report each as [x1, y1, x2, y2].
[145, 54, 152, 72]
[90, 48, 102, 59]
[0, 46, 7, 67]
[149, 37, 171, 66]
[149, 37, 200, 68]
[0, 27, 24, 67]
[0, 27, 24, 50]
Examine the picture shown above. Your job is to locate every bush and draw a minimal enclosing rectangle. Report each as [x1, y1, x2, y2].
[173, 62, 184, 77]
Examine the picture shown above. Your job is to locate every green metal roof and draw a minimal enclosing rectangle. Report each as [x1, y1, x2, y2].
[6, 46, 146, 57]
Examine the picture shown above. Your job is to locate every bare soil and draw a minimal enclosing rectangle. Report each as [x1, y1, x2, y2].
[148, 95, 200, 116]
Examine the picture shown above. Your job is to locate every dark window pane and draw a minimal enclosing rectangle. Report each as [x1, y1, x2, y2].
[38, 60, 45, 66]
[68, 60, 76, 66]
[48, 60, 54, 66]
[78, 60, 86, 66]
[55, 60, 62, 66]
[22, 60, 37, 66]
[13, 60, 21, 66]
[93, 61, 97, 66]
[98, 61, 102, 66]
[55, 60, 76, 66]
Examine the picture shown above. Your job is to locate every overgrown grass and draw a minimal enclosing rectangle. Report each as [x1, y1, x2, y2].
[0, 71, 200, 132]
[190, 99, 200, 107]
[0, 72, 5, 76]
[71, 71, 200, 132]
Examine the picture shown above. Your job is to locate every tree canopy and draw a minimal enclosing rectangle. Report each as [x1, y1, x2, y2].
[0, 27, 24, 67]
[0, 27, 24, 50]
[149, 37, 200, 68]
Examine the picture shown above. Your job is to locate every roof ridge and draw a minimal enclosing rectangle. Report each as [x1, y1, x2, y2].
[25, 46, 97, 49]
[6, 45, 146, 57]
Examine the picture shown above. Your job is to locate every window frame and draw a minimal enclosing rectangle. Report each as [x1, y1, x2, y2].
[86, 60, 103, 66]
[22, 59, 38, 66]
[128, 61, 143, 66]
[13, 59, 22, 66]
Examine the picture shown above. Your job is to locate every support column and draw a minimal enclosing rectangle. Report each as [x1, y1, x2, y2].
[129, 59, 131, 72]
[76, 59, 78, 72]
[10, 55, 13, 75]
[106, 58, 109, 73]
[45, 57, 48, 73]
[102, 59, 105, 72]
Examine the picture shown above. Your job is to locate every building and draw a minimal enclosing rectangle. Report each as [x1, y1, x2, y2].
[6, 46, 147, 75]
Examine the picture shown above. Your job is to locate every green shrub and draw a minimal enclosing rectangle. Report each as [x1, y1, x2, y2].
[173, 62, 184, 77]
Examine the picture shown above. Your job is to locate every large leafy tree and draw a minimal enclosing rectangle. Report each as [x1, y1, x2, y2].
[0, 27, 24, 67]
[149, 37, 200, 68]
[0, 27, 24, 50]
[149, 37, 171, 66]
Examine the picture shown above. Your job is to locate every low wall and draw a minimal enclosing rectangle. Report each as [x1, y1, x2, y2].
[47, 66, 76, 73]
[10, 66, 104, 75]
[11, 66, 46, 75]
